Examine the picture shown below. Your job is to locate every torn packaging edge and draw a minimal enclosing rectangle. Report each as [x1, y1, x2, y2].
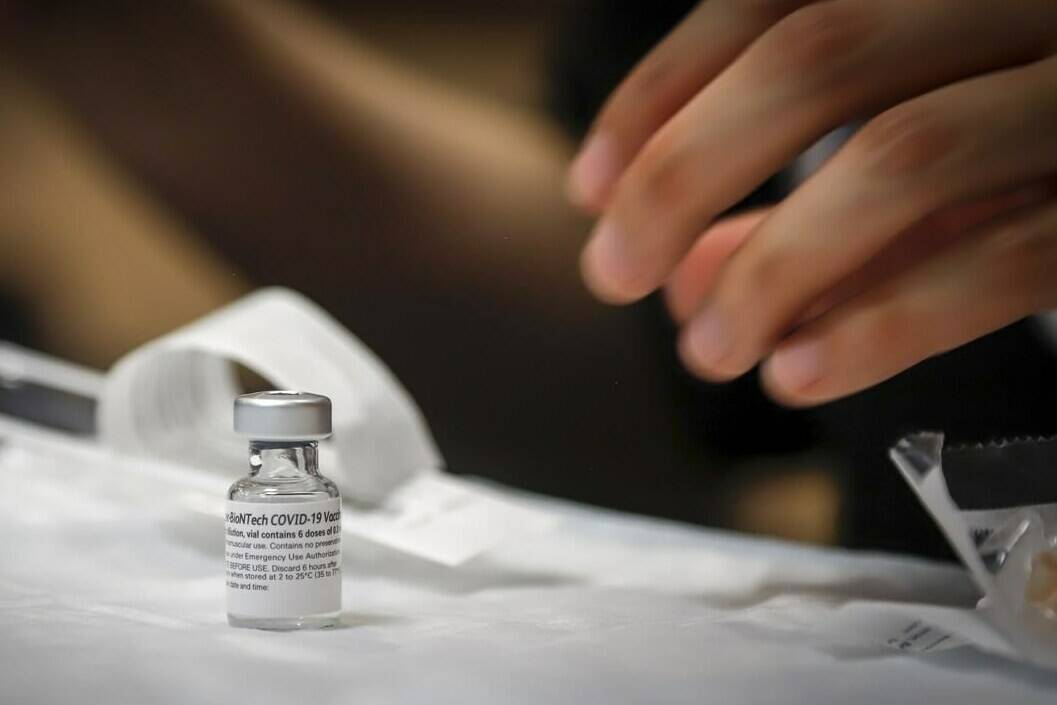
[890, 432, 1057, 668]
[889, 433, 998, 596]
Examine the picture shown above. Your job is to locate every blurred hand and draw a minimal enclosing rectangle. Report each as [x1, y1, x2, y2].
[567, 0, 1057, 406]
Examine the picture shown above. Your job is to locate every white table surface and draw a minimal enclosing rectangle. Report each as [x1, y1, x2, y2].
[2, 419, 1056, 705]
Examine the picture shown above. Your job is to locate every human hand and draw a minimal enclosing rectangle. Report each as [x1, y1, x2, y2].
[567, 0, 1057, 406]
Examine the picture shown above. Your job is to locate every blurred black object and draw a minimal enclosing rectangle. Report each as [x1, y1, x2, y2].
[0, 379, 96, 436]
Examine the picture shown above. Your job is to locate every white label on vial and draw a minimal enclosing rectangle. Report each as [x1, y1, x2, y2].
[225, 498, 342, 618]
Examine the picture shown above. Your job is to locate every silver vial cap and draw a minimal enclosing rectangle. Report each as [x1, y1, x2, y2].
[234, 391, 332, 441]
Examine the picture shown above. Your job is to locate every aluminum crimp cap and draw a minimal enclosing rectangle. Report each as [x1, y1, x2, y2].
[234, 391, 332, 441]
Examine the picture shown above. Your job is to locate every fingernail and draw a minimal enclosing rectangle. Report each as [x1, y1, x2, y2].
[567, 133, 618, 208]
[581, 220, 639, 302]
[768, 339, 823, 392]
[686, 308, 732, 369]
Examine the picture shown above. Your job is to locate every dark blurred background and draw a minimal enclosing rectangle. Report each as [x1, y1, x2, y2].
[19, 0, 1045, 555]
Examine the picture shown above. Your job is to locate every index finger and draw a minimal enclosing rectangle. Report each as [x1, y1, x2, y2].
[567, 0, 816, 212]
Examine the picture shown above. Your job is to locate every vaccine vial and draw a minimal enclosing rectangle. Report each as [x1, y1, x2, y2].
[225, 391, 342, 630]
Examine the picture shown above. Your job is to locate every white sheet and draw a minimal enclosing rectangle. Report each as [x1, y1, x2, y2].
[3, 419, 1056, 705]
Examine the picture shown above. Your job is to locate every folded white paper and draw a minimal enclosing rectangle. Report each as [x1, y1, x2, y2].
[95, 288, 554, 564]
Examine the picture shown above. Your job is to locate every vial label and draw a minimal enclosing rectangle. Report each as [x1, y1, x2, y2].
[225, 498, 342, 618]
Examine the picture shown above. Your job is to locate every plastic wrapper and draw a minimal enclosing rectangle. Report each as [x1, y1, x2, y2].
[891, 432, 1057, 667]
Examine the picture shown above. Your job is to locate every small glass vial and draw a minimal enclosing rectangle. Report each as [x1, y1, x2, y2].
[225, 391, 342, 630]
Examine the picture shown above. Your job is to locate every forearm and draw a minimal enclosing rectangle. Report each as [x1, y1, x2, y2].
[210, 0, 591, 305]
[0, 67, 245, 367]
